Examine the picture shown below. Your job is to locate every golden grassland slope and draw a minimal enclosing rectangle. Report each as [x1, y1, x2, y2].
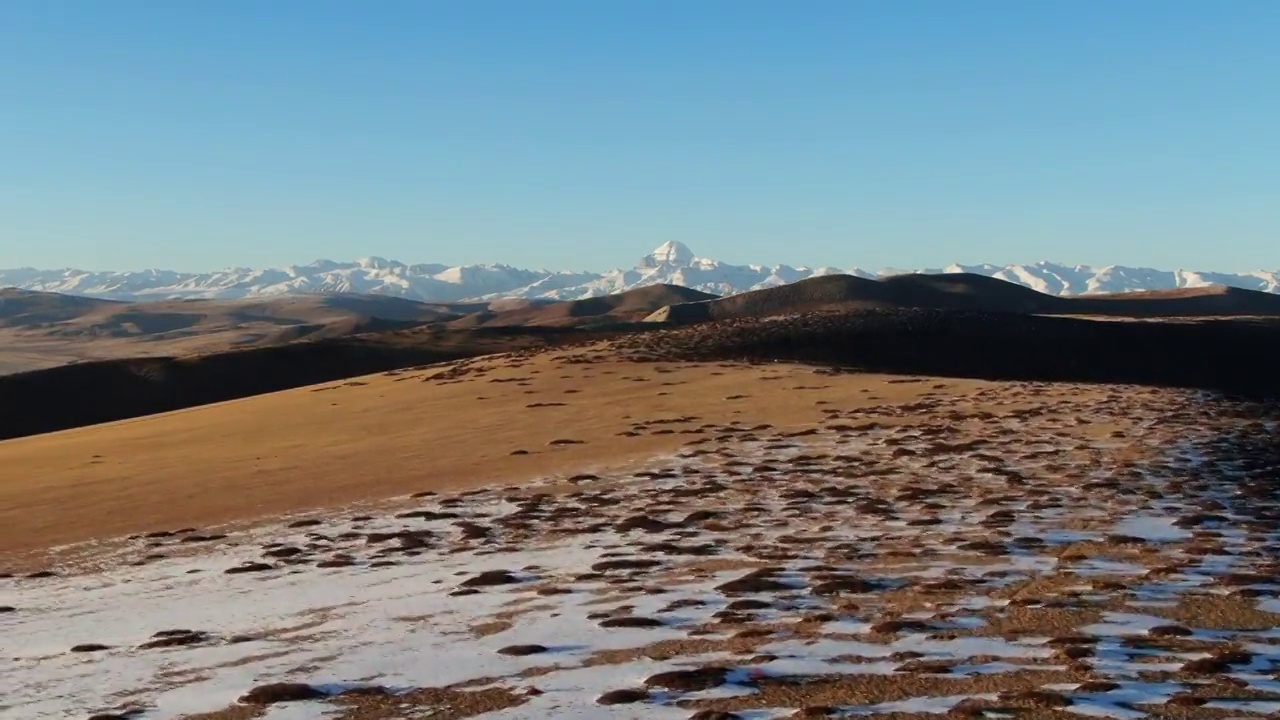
[0, 345, 1108, 562]
[9, 356, 1280, 719]
[0, 324, 646, 441]
[11, 360, 1280, 719]
[7, 302, 1280, 447]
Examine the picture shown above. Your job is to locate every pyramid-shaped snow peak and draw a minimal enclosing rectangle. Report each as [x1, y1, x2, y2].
[639, 241, 696, 269]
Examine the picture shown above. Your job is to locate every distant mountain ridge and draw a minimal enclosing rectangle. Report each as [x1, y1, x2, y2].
[3, 242, 1278, 302]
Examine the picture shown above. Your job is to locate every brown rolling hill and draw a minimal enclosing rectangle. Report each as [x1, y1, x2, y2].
[1, 289, 476, 337]
[644, 273, 1280, 323]
[445, 284, 719, 328]
[4, 277, 1280, 442]
[0, 287, 127, 326]
[0, 285, 716, 375]
[0, 290, 489, 375]
[12, 275, 1273, 377]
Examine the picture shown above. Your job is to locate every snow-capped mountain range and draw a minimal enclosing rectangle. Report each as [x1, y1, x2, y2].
[3, 242, 1278, 302]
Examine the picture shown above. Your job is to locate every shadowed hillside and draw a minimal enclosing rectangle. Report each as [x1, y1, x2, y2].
[618, 309, 1280, 398]
[645, 273, 1280, 323]
[0, 325, 640, 441]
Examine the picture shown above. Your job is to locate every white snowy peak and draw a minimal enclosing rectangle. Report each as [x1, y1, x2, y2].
[2, 243, 1277, 302]
[639, 241, 697, 268]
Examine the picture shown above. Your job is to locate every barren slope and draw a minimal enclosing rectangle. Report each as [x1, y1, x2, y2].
[0, 351, 982, 558]
[0, 324, 639, 441]
[5, 351, 1280, 720]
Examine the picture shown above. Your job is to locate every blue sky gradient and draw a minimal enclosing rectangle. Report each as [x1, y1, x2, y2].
[2, 0, 1277, 272]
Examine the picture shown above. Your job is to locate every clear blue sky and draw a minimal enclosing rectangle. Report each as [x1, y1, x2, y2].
[2, 0, 1277, 273]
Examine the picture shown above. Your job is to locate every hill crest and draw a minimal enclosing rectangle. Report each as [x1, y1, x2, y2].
[643, 273, 1280, 324]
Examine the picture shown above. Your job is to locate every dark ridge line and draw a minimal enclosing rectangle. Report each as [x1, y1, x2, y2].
[616, 308, 1280, 400]
[3, 308, 1279, 443]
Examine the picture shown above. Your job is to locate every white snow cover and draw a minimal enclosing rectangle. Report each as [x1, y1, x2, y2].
[9, 409, 1280, 719]
[3, 243, 1277, 302]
